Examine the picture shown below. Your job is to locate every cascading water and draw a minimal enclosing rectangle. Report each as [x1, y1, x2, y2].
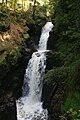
[16, 22, 54, 120]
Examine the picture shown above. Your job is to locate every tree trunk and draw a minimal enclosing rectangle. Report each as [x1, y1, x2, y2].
[22, 0, 24, 11]
[14, 0, 17, 11]
[33, 0, 36, 20]
[5, 0, 8, 11]
[2, 0, 4, 11]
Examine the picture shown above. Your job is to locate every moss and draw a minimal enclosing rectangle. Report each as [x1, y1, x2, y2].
[61, 91, 80, 112]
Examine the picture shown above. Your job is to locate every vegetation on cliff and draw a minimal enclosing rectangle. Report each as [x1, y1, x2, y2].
[0, 9, 35, 120]
[44, 0, 80, 119]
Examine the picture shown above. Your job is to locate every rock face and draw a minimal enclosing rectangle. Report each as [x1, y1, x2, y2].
[0, 91, 17, 120]
[42, 82, 64, 120]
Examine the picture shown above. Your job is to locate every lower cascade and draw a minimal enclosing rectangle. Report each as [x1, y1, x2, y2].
[16, 22, 54, 120]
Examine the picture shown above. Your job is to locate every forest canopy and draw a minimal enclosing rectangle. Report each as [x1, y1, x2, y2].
[0, 0, 49, 11]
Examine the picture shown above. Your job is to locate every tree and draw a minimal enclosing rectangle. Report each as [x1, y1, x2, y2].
[33, 0, 36, 19]
[2, 0, 5, 10]
[22, 0, 24, 10]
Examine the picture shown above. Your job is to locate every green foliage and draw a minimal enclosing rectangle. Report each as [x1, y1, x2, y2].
[0, 22, 9, 32]
[0, 11, 30, 81]
[60, 109, 80, 120]
[44, 0, 80, 115]
[32, 5, 47, 24]
[44, 66, 71, 84]
[6, 48, 21, 66]
[62, 92, 80, 112]
[60, 60, 80, 118]
[53, 0, 80, 43]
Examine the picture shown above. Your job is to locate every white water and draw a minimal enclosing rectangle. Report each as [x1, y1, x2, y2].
[16, 22, 54, 120]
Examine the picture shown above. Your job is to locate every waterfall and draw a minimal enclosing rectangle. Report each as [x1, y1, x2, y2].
[16, 22, 54, 120]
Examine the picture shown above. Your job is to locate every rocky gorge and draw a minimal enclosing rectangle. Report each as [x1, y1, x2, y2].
[0, 1, 80, 119]
[0, 12, 58, 120]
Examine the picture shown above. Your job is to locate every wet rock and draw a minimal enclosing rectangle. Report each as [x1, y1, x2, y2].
[42, 82, 64, 120]
[0, 91, 17, 120]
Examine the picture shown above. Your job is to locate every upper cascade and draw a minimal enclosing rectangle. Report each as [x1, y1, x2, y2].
[38, 22, 54, 50]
